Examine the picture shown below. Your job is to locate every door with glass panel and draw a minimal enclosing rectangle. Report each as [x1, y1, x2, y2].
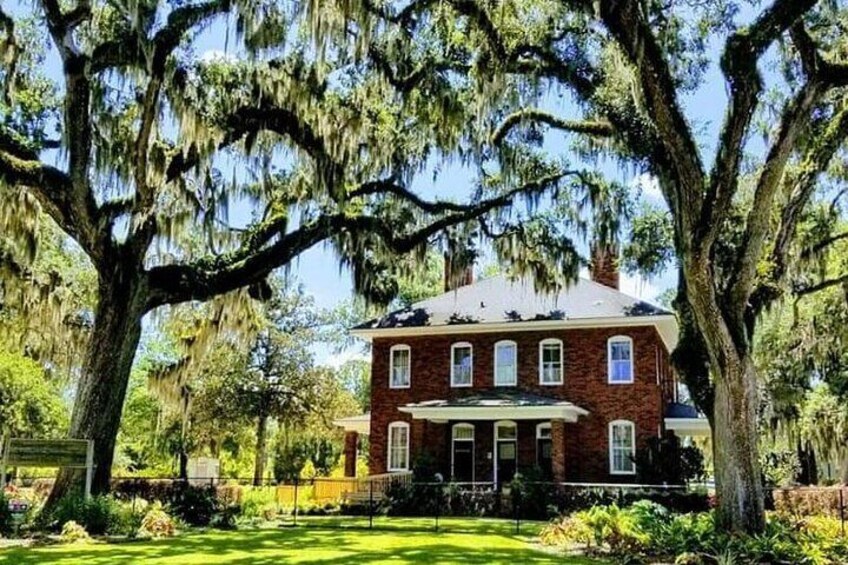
[495, 421, 517, 487]
[536, 424, 553, 478]
[451, 424, 475, 482]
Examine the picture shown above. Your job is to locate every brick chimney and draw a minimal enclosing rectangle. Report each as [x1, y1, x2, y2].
[589, 243, 620, 290]
[443, 253, 474, 292]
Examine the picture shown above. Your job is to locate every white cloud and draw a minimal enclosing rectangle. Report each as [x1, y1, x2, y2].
[632, 172, 664, 202]
[200, 49, 236, 63]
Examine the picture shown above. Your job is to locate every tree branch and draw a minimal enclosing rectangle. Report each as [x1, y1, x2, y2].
[794, 273, 848, 297]
[700, 0, 817, 251]
[491, 108, 614, 146]
[146, 172, 566, 308]
[728, 80, 824, 315]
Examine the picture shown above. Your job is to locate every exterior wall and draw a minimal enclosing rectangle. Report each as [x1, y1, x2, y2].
[368, 325, 671, 482]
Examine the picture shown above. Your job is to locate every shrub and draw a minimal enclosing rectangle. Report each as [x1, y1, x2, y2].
[138, 505, 176, 538]
[0, 492, 13, 535]
[49, 494, 120, 535]
[773, 487, 845, 518]
[540, 514, 595, 548]
[59, 520, 91, 544]
[542, 502, 848, 564]
[167, 484, 218, 526]
[240, 487, 278, 520]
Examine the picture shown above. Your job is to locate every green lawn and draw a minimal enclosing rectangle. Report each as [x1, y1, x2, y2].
[0, 521, 604, 564]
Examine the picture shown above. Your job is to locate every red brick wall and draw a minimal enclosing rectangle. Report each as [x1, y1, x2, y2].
[368, 325, 669, 482]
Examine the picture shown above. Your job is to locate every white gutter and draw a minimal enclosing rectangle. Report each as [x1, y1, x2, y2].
[399, 403, 590, 423]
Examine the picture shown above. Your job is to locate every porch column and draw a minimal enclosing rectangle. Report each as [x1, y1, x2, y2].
[551, 419, 566, 483]
[343, 431, 358, 478]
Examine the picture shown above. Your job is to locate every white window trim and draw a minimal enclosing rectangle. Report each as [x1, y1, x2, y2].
[538, 338, 564, 385]
[536, 422, 552, 439]
[387, 421, 410, 472]
[451, 423, 475, 482]
[493, 420, 517, 485]
[608, 420, 636, 475]
[493, 340, 518, 386]
[450, 342, 474, 388]
[607, 336, 634, 384]
[389, 344, 411, 389]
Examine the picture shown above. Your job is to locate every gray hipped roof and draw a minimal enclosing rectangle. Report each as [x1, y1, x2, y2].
[354, 276, 671, 331]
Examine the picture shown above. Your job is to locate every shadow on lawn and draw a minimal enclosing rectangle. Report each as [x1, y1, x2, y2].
[1, 528, 593, 565]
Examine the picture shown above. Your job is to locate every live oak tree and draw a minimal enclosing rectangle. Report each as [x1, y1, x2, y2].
[0, 0, 576, 504]
[328, 0, 848, 532]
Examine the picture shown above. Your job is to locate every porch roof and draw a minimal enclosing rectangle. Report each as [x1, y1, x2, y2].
[398, 392, 589, 423]
[333, 412, 371, 435]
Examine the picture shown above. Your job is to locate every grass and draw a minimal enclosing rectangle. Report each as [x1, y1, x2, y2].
[0, 519, 605, 564]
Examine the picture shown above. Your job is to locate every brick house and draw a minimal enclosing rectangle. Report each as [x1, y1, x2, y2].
[336, 263, 707, 485]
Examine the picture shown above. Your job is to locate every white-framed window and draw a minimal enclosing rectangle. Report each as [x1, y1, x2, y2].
[389, 345, 411, 388]
[536, 422, 552, 439]
[387, 421, 410, 471]
[539, 338, 564, 385]
[608, 336, 634, 384]
[609, 420, 636, 475]
[494, 340, 517, 386]
[451, 342, 473, 387]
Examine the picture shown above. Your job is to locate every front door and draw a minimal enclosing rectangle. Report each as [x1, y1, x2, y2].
[537, 438, 552, 478]
[495, 421, 518, 487]
[496, 441, 517, 486]
[452, 441, 474, 482]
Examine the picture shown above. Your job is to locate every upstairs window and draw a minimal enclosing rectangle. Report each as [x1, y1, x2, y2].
[608, 336, 633, 384]
[390, 345, 411, 388]
[609, 420, 636, 475]
[388, 422, 410, 471]
[494, 341, 517, 386]
[451, 343, 473, 387]
[539, 339, 564, 385]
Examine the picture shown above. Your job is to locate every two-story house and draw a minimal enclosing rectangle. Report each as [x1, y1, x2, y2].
[336, 261, 707, 485]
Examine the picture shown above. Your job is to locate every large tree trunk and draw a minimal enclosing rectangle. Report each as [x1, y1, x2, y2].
[253, 412, 269, 486]
[685, 264, 765, 533]
[46, 269, 147, 507]
[712, 354, 765, 532]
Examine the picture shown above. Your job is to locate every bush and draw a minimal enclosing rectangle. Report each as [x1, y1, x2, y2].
[167, 484, 218, 527]
[137, 505, 176, 538]
[49, 494, 120, 535]
[773, 487, 845, 518]
[59, 520, 91, 544]
[240, 487, 278, 520]
[541, 502, 848, 564]
[0, 492, 13, 535]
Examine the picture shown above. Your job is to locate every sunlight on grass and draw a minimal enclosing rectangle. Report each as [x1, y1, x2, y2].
[0, 524, 605, 564]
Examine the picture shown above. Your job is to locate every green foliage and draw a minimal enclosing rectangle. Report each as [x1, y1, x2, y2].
[59, 520, 91, 544]
[541, 503, 848, 564]
[761, 449, 802, 488]
[239, 487, 278, 521]
[622, 204, 675, 278]
[167, 485, 218, 527]
[633, 435, 705, 485]
[138, 504, 176, 539]
[273, 432, 341, 482]
[48, 495, 120, 536]
[0, 491, 12, 535]
[0, 349, 67, 437]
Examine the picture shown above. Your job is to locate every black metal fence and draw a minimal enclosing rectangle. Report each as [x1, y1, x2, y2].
[5, 475, 847, 536]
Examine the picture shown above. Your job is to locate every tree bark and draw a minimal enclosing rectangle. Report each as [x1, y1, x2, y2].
[46, 267, 147, 507]
[712, 354, 765, 532]
[684, 262, 765, 533]
[253, 412, 269, 486]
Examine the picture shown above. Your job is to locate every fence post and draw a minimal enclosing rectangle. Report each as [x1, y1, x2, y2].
[840, 488, 845, 538]
[293, 477, 299, 527]
[514, 488, 520, 535]
[369, 478, 374, 530]
[434, 484, 440, 533]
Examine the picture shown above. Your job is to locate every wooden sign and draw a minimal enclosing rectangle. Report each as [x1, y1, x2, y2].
[1, 437, 94, 498]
